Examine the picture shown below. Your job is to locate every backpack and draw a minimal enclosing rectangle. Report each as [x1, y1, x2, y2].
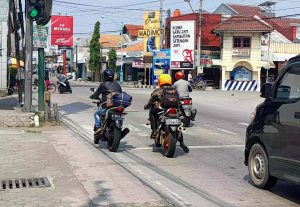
[106, 92, 116, 108]
[160, 86, 179, 108]
[112, 92, 132, 108]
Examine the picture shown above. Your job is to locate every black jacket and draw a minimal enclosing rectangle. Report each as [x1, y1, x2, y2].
[90, 81, 122, 103]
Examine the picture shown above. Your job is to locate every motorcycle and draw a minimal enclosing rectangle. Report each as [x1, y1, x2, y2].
[58, 77, 72, 94]
[91, 88, 130, 152]
[191, 80, 207, 91]
[154, 107, 184, 158]
[179, 97, 193, 127]
[32, 78, 56, 93]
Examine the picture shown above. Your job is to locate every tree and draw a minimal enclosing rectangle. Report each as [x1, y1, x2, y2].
[89, 21, 101, 81]
[108, 48, 117, 73]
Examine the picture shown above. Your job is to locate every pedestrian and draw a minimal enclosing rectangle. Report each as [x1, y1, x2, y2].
[188, 70, 193, 84]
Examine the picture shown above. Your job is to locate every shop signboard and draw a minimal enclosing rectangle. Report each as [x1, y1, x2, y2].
[232, 49, 250, 57]
[142, 11, 161, 53]
[51, 15, 74, 47]
[170, 21, 195, 70]
[152, 49, 170, 83]
[33, 25, 48, 48]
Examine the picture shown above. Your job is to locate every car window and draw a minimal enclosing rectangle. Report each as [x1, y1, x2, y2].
[276, 65, 300, 99]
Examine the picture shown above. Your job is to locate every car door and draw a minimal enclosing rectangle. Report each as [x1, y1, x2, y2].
[262, 64, 300, 183]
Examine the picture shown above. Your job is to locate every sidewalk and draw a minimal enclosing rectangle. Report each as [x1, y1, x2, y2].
[0, 126, 168, 207]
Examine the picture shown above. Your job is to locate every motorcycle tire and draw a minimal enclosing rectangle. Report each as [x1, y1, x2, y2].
[69, 89, 72, 94]
[48, 83, 56, 93]
[107, 123, 121, 152]
[94, 134, 100, 144]
[163, 131, 177, 158]
[32, 85, 38, 93]
[183, 117, 191, 127]
[196, 82, 206, 91]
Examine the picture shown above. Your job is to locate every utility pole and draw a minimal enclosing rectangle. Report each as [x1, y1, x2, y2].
[24, 0, 33, 111]
[197, 0, 203, 75]
[160, 0, 163, 49]
[75, 44, 78, 79]
[38, 47, 45, 111]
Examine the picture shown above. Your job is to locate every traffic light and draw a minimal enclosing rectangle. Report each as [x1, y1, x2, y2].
[28, 0, 52, 26]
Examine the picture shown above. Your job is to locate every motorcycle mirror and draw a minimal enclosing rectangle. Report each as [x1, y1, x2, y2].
[90, 88, 95, 92]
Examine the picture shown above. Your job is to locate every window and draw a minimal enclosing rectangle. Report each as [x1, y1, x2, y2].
[233, 37, 251, 48]
[276, 66, 300, 99]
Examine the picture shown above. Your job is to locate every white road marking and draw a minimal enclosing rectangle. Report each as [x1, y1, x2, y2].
[238, 122, 249, 126]
[141, 123, 151, 129]
[125, 144, 244, 151]
[215, 127, 237, 135]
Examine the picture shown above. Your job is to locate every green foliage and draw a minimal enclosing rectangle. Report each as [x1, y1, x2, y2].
[89, 21, 101, 72]
[108, 48, 117, 72]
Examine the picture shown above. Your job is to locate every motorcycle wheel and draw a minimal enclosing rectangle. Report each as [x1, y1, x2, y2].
[58, 86, 63, 94]
[155, 131, 162, 147]
[107, 123, 121, 152]
[183, 117, 191, 127]
[69, 89, 72, 94]
[48, 83, 56, 93]
[163, 131, 177, 158]
[32, 84, 38, 93]
[196, 82, 206, 91]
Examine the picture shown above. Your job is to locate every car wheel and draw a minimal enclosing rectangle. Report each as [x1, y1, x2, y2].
[248, 143, 278, 189]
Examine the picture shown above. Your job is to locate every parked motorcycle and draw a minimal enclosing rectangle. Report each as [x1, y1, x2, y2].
[154, 107, 184, 158]
[32, 78, 56, 93]
[58, 75, 72, 94]
[191, 80, 207, 91]
[91, 88, 131, 152]
[179, 97, 193, 127]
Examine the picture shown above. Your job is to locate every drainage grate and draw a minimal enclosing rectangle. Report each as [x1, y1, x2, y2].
[0, 177, 51, 191]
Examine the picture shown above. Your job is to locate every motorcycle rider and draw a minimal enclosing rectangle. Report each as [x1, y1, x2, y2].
[174, 71, 197, 122]
[90, 69, 122, 135]
[144, 74, 189, 153]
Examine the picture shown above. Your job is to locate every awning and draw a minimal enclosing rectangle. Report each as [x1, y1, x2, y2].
[272, 53, 299, 62]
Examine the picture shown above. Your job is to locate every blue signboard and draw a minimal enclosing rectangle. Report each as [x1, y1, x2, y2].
[152, 49, 170, 84]
[230, 67, 252, 81]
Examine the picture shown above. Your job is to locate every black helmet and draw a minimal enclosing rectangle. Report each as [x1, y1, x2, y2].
[103, 69, 114, 81]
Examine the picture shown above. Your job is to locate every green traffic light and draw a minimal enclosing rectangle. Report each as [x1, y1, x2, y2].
[30, 8, 38, 18]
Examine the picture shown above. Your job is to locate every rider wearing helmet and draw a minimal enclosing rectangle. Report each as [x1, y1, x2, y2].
[174, 71, 192, 98]
[144, 74, 189, 153]
[90, 69, 122, 134]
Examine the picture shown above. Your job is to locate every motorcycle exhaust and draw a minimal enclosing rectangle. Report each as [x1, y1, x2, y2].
[121, 128, 130, 139]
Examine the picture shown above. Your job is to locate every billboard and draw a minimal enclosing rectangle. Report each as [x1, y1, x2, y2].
[51, 15, 74, 47]
[171, 21, 195, 69]
[142, 11, 161, 53]
[152, 49, 170, 83]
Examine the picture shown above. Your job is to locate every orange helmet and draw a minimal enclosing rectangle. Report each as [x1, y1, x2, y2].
[175, 71, 185, 81]
[158, 74, 172, 87]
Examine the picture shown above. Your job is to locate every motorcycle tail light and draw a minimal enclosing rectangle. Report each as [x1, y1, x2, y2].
[116, 106, 124, 113]
[168, 108, 177, 114]
[183, 100, 190, 105]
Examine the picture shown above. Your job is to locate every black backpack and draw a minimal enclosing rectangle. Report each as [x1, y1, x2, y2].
[160, 86, 179, 108]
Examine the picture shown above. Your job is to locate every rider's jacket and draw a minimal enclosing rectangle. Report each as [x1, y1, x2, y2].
[90, 81, 122, 104]
[173, 79, 192, 98]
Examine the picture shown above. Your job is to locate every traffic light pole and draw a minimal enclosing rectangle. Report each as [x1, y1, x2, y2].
[24, 0, 33, 111]
[38, 48, 45, 111]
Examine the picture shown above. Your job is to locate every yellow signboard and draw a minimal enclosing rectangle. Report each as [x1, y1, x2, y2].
[143, 11, 161, 53]
[138, 29, 164, 38]
[154, 69, 164, 77]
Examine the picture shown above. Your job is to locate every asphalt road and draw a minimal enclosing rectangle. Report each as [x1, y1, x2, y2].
[51, 85, 300, 207]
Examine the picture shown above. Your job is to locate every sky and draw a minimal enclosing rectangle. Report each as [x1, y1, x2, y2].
[52, 0, 300, 38]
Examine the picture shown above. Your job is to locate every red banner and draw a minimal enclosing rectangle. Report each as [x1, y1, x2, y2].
[51, 15, 74, 47]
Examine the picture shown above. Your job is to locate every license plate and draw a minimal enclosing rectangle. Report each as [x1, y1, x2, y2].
[112, 114, 122, 119]
[182, 105, 191, 109]
[165, 118, 180, 125]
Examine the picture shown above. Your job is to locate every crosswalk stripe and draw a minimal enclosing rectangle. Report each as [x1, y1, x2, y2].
[238, 122, 249, 126]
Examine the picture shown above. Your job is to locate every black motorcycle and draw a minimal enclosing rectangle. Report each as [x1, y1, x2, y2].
[58, 78, 72, 94]
[91, 89, 130, 152]
[191, 80, 207, 91]
[154, 107, 184, 158]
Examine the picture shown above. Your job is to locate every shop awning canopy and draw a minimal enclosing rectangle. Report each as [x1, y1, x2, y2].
[272, 53, 299, 62]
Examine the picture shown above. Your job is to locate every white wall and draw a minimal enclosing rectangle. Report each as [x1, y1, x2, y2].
[0, 0, 9, 90]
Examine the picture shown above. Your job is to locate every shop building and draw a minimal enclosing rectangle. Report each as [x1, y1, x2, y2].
[213, 16, 273, 91]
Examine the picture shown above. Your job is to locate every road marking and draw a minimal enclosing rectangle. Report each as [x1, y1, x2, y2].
[123, 144, 244, 151]
[141, 123, 151, 129]
[238, 122, 249, 126]
[215, 127, 237, 135]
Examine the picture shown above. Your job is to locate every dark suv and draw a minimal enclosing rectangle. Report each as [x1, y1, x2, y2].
[245, 55, 300, 189]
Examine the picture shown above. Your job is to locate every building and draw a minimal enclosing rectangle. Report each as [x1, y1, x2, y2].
[122, 24, 143, 41]
[213, 15, 273, 91]
[0, 0, 9, 94]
